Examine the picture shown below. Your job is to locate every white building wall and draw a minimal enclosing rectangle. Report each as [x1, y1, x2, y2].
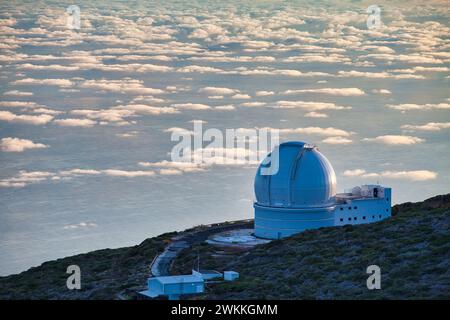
[333, 187, 391, 226]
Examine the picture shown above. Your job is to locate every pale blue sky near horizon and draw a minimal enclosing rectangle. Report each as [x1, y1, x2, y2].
[0, 0, 449, 276]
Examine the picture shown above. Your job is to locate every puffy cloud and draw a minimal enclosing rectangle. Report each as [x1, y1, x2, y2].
[59, 169, 101, 176]
[227, 68, 332, 77]
[342, 169, 367, 177]
[63, 222, 97, 230]
[68, 104, 177, 126]
[362, 53, 444, 64]
[139, 160, 205, 173]
[114, 55, 174, 62]
[283, 87, 366, 96]
[304, 112, 328, 118]
[282, 54, 350, 64]
[386, 103, 450, 111]
[412, 66, 449, 72]
[130, 95, 167, 104]
[372, 89, 392, 95]
[363, 46, 395, 54]
[0, 101, 40, 108]
[3, 90, 33, 96]
[13, 78, 73, 87]
[59, 168, 156, 178]
[274, 101, 351, 111]
[0, 137, 48, 152]
[116, 104, 178, 115]
[177, 65, 335, 78]
[188, 24, 226, 39]
[343, 169, 437, 181]
[231, 94, 251, 99]
[102, 169, 155, 177]
[0, 161, 208, 187]
[239, 40, 273, 50]
[163, 127, 194, 135]
[50, 62, 174, 73]
[188, 55, 276, 63]
[2, 4, 448, 190]
[159, 168, 183, 175]
[139, 160, 201, 169]
[0, 111, 53, 125]
[401, 122, 450, 131]
[116, 131, 139, 138]
[0, 170, 55, 188]
[185, 147, 261, 166]
[31, 108, 63, 115]
[255, 91, 274, 96]
[54, 118, 97, 127]
[214, 105, 235, 111]
[337, 70, 425, 80]
[362, 135, 424, 145]
[80, 79, 165, 95]
[177, 65, 224, 73]
[241, 102, 266, 107]
[0, 18, 17, 26]
[70, 108, 133, 123]
[16, 63, 81, 71]
[171, 103, 211, 110]
[322, 136, 352, 144]
[198, 87, 237, 95]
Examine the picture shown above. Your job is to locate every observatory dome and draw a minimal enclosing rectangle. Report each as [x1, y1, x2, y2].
[253, 141, 338, 239]
[253, 141, 392, 240]
[254, 141, 337, 208]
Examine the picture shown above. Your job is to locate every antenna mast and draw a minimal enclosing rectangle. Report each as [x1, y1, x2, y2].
[197, 248, 200, 272]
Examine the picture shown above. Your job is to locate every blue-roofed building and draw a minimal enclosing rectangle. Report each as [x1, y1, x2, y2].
[139, 269, 239, 299]
[140, 274, 204, 300]
[254, 141, 391, 239]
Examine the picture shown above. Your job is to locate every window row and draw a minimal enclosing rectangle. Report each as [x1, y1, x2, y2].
[339, 214, 384, 222]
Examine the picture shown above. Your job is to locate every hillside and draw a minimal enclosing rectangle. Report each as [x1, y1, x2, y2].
[173, 194, 450, 299]
[0, 194, 449, 300]
[0, 222, 248, 299]
[0, 235, 168, 299]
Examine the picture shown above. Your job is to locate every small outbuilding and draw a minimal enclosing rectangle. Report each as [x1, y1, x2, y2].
[224, 271, 239, 281]
[140, 274, 204, 300]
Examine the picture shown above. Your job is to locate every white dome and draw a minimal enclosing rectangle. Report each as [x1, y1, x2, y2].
[254, 141, 337, 208]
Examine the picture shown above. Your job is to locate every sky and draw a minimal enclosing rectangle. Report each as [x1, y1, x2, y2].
[0, 0, 449, 276]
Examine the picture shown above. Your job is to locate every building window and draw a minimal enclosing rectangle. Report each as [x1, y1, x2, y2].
[386, 209, 389, 212]
[354, 217, 357, 221]
[379, 215, 382, 218]
[354, 206, 357, 210]
[348, 207, 352, 210]
[363, 216, 366, 220]
[348, 218, 351, 221]
[340, 218, 343, 222]
[372, 215, 375, 219]
[340, 207, 343, 211]
[386, 198, 389, 201]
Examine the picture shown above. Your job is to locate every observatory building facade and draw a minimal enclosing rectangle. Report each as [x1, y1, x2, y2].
[254, 141, 391, 239]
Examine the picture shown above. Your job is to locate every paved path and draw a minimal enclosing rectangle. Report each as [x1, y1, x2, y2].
[151, 240, 189, 276]
[150, 220, 253, 276]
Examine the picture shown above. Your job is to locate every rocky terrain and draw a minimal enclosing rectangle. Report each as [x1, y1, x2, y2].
[1, 194, 449, 300]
